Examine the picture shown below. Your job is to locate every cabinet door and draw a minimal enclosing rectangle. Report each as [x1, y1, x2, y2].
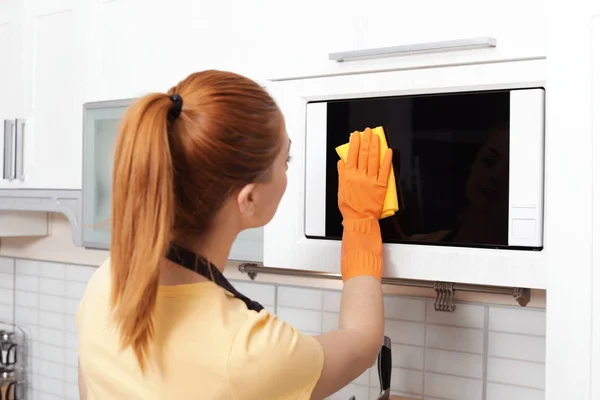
[14, 0, 83, 189]
[0, 0, 24, 188]
[82, 100, 131, 249]
[266, 0, 546, 80]
[83, 0, 246, 103]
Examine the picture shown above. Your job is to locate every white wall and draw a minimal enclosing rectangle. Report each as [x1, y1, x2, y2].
[2, 257, 546, 400]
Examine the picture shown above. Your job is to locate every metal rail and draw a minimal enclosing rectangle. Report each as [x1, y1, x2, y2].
[238, 263, 531, 311]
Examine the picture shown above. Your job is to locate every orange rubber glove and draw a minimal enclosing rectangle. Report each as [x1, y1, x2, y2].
[337, 128, 393, 282]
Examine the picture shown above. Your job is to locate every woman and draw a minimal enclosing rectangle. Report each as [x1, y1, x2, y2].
[76, 70, 392, 399]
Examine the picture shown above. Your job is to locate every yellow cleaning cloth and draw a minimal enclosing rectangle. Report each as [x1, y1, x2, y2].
[335, 127, 399, 219]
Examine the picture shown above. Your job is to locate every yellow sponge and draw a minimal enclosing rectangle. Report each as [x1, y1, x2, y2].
[335, 127, 399, 219]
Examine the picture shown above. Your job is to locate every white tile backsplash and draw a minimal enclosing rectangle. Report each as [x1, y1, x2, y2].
[486, 382, 545, 400]
[16, 291, 39, 309]
[385, 320, 426, 347]
[392, 344, 424, 370]
[0, 288, 13, 305]
[0, 257, 15, 274]
[0, 257, 14, 323]
[425, 349, 484, 379]
[39, 278, 65, 296]
[424, 372, 483, 400]
[277, 306, 322, 333]
[487, 357, 545, 390]
[425, 325, 484, 354]
[389, 368, 424, 395]
[16, 274, 39, 292]
[323, 290, 342, 312]
[322, 311, 339, 332]
[3, 257, 548, 400]
[0, 273, 14, 289]
[488, 331, 546, 363]
[16, 260, 41, 276]
[230, 281, 275, 306]
[488, 306, 546, 336]
[383, 296, 427, 322]
[278, 286, 323, 310]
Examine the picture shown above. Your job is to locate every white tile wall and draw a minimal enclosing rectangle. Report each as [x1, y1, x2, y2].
[270, 287, 545, 400]
[0, 257, 15, 324]
[1, 258, 547, 400]
[9, 259, 95, 400]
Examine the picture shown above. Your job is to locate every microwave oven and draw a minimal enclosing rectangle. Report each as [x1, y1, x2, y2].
[305, 87, 545, 251]
[265, 60, 547, 288]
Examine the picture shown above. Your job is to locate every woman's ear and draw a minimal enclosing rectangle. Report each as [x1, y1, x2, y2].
[237, 183, 258, 217]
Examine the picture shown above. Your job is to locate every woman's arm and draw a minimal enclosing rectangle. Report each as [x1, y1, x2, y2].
[310, 129, 393, 399]
[311, 276, 384, 399]
[78, 361, 88, 400]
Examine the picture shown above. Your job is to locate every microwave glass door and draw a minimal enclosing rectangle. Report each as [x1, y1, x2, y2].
[305, 88, 544, 250]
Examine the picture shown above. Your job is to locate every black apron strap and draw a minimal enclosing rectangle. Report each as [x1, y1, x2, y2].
[165, 243, 265, 313]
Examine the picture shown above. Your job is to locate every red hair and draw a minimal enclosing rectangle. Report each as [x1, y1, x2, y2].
[109, 70, 283, 370]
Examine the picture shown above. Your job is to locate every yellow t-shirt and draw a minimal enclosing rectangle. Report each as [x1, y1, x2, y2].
[76, 260, 324, 399]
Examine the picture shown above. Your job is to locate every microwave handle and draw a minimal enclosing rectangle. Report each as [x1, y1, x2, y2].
[3, 119, 15, 180]
[329, 37, 497, 62]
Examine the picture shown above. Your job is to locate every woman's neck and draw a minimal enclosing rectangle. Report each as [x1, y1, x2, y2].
[184, 228, 237, 272]
[159, 217, 240, 285]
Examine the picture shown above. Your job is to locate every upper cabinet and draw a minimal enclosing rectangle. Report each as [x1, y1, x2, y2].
[0, 0, 550, 191]
[0, 0, 24, 187]
[82, 0, 268, 103]
[1, 0, 83, 190]
[262, 0, 547, 80]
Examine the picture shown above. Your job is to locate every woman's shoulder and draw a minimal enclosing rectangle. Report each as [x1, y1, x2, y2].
[75, 258, 112, 325]
[78, 258, 111, 296]
[227, 310, 324, 399]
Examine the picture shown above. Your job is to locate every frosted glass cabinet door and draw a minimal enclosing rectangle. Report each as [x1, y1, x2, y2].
[82, 99, 132, 249]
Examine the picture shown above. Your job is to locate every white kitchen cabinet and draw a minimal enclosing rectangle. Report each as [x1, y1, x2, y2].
[82, 0, 548, 97]
[264, 0, 547, 80]
[0, 0, 24, 187]
[0, 1, 49, 238]
[264, 59, 548, 289]
[83, 0, 250, 103]
[0, 0, 84, 190]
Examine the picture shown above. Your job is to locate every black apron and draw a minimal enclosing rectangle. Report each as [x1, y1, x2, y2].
[165, 243, 264, 312]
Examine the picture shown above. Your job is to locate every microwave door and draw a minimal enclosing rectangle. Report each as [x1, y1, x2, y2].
[304, 87, 544, 251]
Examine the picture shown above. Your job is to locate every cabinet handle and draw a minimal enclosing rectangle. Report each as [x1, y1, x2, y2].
[329, 37, 497, 62]
[3, 119, 15, 180]
[15, 119, 25, 181]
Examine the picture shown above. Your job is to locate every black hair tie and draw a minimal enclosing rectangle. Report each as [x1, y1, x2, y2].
[167, 93, 183, 121]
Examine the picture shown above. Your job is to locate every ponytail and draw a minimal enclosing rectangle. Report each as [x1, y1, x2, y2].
[110, 93, 175, 371]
